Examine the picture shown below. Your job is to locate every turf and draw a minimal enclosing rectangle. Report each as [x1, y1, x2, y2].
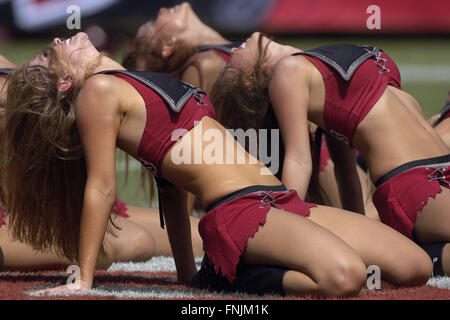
[1, 257, 449, 300]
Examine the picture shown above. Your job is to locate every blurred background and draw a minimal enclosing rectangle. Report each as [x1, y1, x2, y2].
[1, 0, 449, 206]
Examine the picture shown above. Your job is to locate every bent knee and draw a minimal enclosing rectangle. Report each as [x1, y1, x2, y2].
[127, 229, 155, 262]
[317, 259, 366, 297]
[386, 247, 433, 286]
[97, 240, 115, 270]
[406, 248, 433, 285]
[106, 227, 156, 263]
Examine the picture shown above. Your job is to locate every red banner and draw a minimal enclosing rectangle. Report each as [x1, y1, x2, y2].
[261, 0, 450, 34]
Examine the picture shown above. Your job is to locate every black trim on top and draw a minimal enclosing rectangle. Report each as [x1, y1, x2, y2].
[293, 44, 380, 81]
[93, 70, 205, 113]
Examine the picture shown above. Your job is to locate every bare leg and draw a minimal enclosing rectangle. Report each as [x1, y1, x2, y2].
[319, 160, 380, 221]
[318, 160, 342, 208]
[1, 215, 155, 271]
[1, 234, 71, 271]
[124, 206, 204, 257]
[101, 215, 156, 266]
[414, 188, 450, 243]
[414, 188, 450, 276]
[363, 196, 381, 222]
[357, 167, 380, 221]
[1, 208, 201, 271]
[308, 205, 432, 286]
[242, 208, 367, 297]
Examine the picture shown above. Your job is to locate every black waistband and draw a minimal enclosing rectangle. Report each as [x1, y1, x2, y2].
[375, 154, 450, 187]
[206, 185, 288, 212]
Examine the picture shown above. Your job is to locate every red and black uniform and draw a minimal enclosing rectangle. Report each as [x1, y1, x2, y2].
[98, 70, 316, 295]
[373, 155, 450, 240]
[295, 45, 449, 243]
[294, 44, 401, 147]
[191, 184, 316, 296]
[94, 70, 216, 227]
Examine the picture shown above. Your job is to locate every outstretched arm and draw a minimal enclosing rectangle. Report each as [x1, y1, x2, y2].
[269, 56, 312, 199]
[325, 134, 365, 214]
[160, 184, 197, 284]
[75, 76, 122, 289]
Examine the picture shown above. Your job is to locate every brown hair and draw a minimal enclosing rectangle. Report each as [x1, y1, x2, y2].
[122, 35, 197, 76]
[210, 34, 327, 204]
[122, 34, 208, 93]
[0, 47, 115, 261]
[0, 80, 6, 132]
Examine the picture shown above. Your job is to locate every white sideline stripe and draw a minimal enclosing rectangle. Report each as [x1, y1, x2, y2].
[106, 256, 203, 273]
[399, 65, 450, 83]
[28, 284, 265, 299]
[427, 276, 450, 290]
[27, 257, 267, 299]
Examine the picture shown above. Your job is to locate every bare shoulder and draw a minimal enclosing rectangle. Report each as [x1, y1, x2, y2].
[76, 74, 121, 116]
[270, 55, 312, 91]
[79, 74, 117, 98]
[276, 55, 313, 74]
[77, 74, 124, 107]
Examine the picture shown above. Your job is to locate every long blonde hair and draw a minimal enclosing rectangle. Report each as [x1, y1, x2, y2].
[0, 47, 114, 261]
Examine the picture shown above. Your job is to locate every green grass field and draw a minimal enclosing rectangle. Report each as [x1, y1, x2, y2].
[2, 35, 450, 207]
